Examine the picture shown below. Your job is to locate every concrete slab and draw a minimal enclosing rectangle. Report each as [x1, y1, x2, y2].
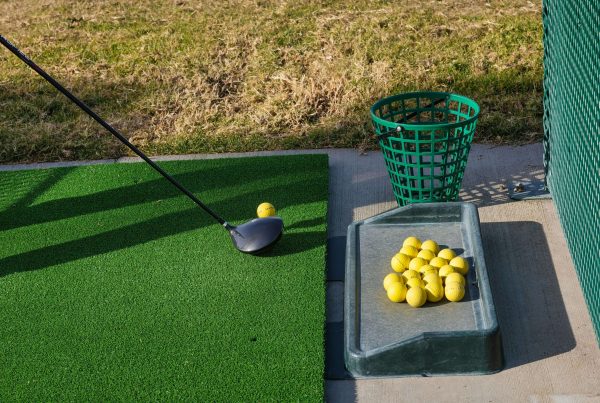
[2, 143, 599, 402]
[323, 144, 600, 402]
[326, 281, 344, 323]
[328, 200, 599, 402]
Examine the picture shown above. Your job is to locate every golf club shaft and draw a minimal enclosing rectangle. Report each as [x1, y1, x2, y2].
[0, 35, 227, 226]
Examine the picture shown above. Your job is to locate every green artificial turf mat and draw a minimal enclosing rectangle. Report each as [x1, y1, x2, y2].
[0, 154, 328, 401]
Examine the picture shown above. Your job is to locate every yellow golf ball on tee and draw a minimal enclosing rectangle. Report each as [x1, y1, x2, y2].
[257, 202, 276, 218]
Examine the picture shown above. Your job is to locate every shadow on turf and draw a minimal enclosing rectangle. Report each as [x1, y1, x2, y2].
[0, 226, 326, 278]
[261, 231, 325, 257]
[0, 171, 327, 277]
[480, 221, 576, 369]
[285, 217, 326, 230]
[0, 168, 73, 209]
[0, 159, 288, 231]
[0, 207, 202, 277]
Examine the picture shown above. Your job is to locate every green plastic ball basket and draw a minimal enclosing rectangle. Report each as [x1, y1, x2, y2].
[370, 92, 480, 206]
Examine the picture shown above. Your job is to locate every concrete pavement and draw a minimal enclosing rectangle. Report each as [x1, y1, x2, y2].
[323, 144, 600, 403]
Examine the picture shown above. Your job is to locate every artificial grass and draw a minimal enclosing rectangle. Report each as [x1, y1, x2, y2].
[0, 154, 328, 401]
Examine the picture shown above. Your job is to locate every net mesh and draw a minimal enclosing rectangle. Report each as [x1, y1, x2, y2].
[543, 0, 600, 343]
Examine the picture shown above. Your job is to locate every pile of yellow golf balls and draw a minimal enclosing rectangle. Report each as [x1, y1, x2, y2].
[383, 236, 470, 307]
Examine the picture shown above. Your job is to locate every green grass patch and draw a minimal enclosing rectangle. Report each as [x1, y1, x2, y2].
[0, 155, 328, 401]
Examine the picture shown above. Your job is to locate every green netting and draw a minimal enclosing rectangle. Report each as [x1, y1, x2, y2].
[543, 1, 600, 343]
[370, 92, 479, 206]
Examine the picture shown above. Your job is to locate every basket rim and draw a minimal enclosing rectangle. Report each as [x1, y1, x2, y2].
[370, 91, 480, 132]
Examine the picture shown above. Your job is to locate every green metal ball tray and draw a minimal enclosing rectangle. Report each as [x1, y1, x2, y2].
[344, 202, 503, 377]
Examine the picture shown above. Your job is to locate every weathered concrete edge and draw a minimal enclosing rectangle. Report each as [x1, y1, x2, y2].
[0, 149, 332, 171]
[0, 143, 543, 171]
[0, 159, 118, 171]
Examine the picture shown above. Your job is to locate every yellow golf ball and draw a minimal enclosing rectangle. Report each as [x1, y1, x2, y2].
[383, 273, 403, 291]
[425, 281, 444, 302]
[416, 249, 436, 261]
[445, 282, 465, 302]
[406, 277, 425, 289]
[406, 286, 426, 308]
[420, 239, 439, 255]
[438, 265, 455, 281]
[399, 245, 419, 259]
[438, 248, 456, 261]
[449, 256, 470, 275]
[391, 253, 411, 273]
[429, 256, 448, 270]
[408, 257, 427, 272]
[419, 264, 437, 276]
[402, 236, 422, 250]
[422, 272, 442, 286]
[387, 282, 408, 303]
[257, 202, 276, 218]
[445, 272, 465, 287]
[401, 269, 420, 282]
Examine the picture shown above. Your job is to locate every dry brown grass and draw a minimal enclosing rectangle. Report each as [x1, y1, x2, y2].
[0, 0, 543, 163]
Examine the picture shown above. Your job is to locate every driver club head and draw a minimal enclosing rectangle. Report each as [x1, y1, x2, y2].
[228, 216, 284, 255]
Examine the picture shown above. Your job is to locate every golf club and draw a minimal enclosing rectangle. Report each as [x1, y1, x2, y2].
[0, 35, 283, 255]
